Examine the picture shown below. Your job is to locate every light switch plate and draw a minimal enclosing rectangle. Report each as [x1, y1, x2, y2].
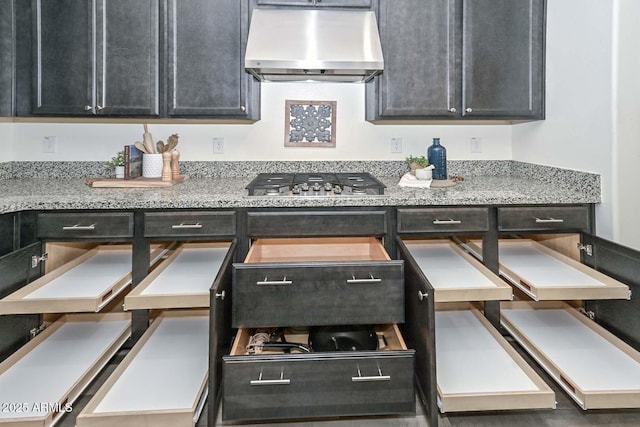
[43, 136, 57, 153]
[213, 137, 224, 154]
[390, 137, 402, 153]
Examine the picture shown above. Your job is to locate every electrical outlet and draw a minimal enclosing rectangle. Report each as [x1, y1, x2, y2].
[470, 137, 482, 153]
[43, 136, 57, 153]
[213, 137, 224, 154]
[390, 137, 402, 153]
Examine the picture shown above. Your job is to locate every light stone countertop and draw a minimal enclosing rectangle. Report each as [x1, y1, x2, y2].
[0, 174, 600, 214]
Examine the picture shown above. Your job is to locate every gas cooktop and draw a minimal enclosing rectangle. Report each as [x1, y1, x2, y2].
[246, 173, 386, 196]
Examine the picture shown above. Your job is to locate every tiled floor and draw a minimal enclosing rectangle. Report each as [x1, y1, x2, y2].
[57, 337, 640, 427]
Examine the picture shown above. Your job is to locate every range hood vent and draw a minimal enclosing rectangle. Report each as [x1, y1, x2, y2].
[245, 9, 384, 83]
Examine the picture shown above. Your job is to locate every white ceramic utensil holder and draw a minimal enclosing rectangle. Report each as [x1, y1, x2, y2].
[142, 153, 163, 178]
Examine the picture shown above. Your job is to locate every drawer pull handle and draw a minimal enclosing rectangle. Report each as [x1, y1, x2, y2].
[250, 370, 290, 386]
[257, 277, 292, 286]
[347, 274, 381, 284]
[62, 224, 96, 231]
[171, 222, 203, 229]
[352, 366, 390, 383]
[433, 219, 462, 225]
[535, 217, 564, 223]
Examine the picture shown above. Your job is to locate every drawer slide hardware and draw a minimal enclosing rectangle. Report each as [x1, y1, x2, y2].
[62, 223, 96, 231]
[433, 219, 462, 225]
[257, 277, 292, 286]
[577, 243, 593, 256]
[31, 252, 49, 268]
[346, 274, 382, 284]
[171, 222, 203, 229]
[534, 217, 564, 224]
[352, 364, 391, 382]
[250, 369, 290, 386]
[579, 307, 596, 320]
[29, 322, 47, 338]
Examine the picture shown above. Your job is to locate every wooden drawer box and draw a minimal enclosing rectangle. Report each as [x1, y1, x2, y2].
[436, 307, 555, 412]
[143, 211, 236, 238]
[232, 237, 404, 327]
[125, 242, 234, 310]
[77, 311, 209, 427]
[247, 210, 387, 237]
[222, 325, 415, 422]
[37, 212, 134, 240]
[398, 239, 512, 302]
[498, 206, 591, 232]
[502, 301, 640, 409]
[397, 208, 489, 234]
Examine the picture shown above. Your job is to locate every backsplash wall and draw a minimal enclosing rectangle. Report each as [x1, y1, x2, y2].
[10, 83, 512, 163]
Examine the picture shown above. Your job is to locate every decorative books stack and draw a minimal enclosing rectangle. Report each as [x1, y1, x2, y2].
[123, 144, 144, 180]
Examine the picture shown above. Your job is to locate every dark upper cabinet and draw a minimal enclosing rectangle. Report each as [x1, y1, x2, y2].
[30, 0, 159, 116]
[166, 0, 259, 119]
[0, 0, 15, 116]
[366, 0, 545, 121]
[256, 0, 371, 7]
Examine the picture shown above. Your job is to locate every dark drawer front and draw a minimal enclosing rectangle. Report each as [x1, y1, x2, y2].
[232, 261, 404, 327]
[144, 211, 236, 238]
[247, 210, 387, 238]
[223, 350, 415, 421]
[37, 212, 133, 239]
[498, 206, 590, 232]
[397, 208, 489, 234]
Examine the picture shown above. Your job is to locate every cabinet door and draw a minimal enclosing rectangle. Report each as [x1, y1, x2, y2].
[0, 0, 14, 116]
[366, 0, 459, 119]
[31, 0, 94, 115]
[167, 0, 259, 119]
[95, 0, 159, 116]
[462, 0, 545, 119]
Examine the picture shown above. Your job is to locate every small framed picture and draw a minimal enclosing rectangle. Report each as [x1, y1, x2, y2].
[284, 100, 337, 147]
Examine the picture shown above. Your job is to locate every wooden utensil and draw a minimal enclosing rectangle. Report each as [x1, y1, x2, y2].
[156, 140, 165, 153]
[134, 141, 148, 154]
[166, 133, 179, 152]
[143, 124, 155, 154]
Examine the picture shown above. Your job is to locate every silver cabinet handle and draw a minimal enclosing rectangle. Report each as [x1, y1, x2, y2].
[215, 290, 225, 300]
[171, 222, 203, 229]
[535, 217, 564, 223]
[465, 107, 473, 113]
[84, 105, 92, 111]
[62, 224, 96, 231]
[418, 291, 428, 300]
[433, 219, 462, 225]
[256, 277, 292, 286]
[352, 366, 390, 383]
[448, 107, 457, 113]
[95, 105, 103, 111]
[240, 105, 246, 112]
[250, 370, 290, 386]
[346, 274, 381, 284]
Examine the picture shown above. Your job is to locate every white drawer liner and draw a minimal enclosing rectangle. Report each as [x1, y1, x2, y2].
[404, 240, 512, 302]
[502, 307, 640, 394]
[76, 311, 209, 427]
[0, 314, 130, 423]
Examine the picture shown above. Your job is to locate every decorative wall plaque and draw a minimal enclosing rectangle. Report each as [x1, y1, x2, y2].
[285, 100, 336, 147]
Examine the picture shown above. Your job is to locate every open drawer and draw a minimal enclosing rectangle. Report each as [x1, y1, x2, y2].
[0, 313, 130, 426]
[77, 310, 209, 427]
[502, 301, 640, 409]
[232, 237, 404, 327]
[0, 244, 166, 315]
[435, 306, 555, 412]
[399, 239, 512, 302]
[464, 239, 630, 301]
[125, 242, 234, 310]
[222, 324, 415, 422]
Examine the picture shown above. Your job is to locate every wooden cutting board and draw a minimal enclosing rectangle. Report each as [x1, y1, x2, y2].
[85, 176, 187, 188]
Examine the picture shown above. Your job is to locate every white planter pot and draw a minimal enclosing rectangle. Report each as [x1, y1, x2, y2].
[114, 166, 125, 179]
[415, 167, 432, 181]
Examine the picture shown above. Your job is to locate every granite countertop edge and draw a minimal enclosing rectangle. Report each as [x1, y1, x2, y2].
[0, 174, 601, 214]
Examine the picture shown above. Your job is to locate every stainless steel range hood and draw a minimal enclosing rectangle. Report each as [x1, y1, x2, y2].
[245, 9, 384, 83]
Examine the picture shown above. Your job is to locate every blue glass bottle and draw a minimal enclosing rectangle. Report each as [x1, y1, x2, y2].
[427, 138, 447, 180]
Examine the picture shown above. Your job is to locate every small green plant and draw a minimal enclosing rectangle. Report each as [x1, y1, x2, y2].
[406, 155, 429, 168]
[105, 150, 125, 169]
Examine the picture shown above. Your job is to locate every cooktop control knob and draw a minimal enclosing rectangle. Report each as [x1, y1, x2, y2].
[333, 185, 342, 194]
[324, 182, 333, 191]
[292, 185, 300, 194]
[312, 182, 321, 192]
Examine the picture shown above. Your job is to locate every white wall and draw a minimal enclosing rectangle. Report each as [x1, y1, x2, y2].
[614, 0, 640, 250]
[12, 83, 512, 163]
[512, 0, 617, 241]
[0, 122, 12, 162]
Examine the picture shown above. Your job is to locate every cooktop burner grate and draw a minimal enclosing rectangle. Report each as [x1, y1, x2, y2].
[246, 172, 386, 196]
